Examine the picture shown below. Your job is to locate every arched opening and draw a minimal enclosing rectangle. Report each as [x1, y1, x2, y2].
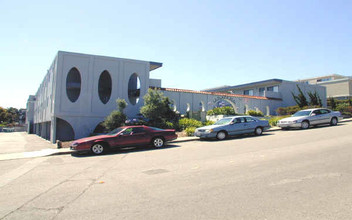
[244, 104, 249, 114]
[56, 118, 75, 141]
[266, 106, 270, 116]
[170, 99, 177, 112]
[215, 99, 237, 112]
[128, 73, 141, 105]
[98, 70, 112, 104]
[199, 101, 205, 112]
[66, 67, 81, 103]
[93, 121, 106, 134]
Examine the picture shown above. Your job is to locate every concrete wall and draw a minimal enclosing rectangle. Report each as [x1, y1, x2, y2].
[161, 90, 282, 116]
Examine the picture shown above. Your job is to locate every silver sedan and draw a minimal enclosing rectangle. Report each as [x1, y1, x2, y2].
[195, 116, 270, 140]
[277, 108, 343, 130]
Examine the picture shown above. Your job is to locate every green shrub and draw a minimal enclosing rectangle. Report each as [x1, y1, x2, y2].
[247, 110, 264, 117]
[103, 111, 127, 131]
[269, 116, 289, 127]
[336, 104, 352, 117]
[336, 103, 349, 112]
[185, 127, 196, 136]
[207, 106, 236, 116]
[203, 120, 215, 126]
[178, 118, 202, 130]
[165, 121, 174, 129]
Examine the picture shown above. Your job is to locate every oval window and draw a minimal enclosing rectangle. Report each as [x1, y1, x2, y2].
[128, 73, 141, 105]
[98, 70, 112, 104]
[66, 68, 81, 103]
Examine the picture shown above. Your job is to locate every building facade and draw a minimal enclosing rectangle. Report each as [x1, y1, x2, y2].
[27, 51, 326, 143]
[203, 79, 327, 107]
[297, 74, 352, 100]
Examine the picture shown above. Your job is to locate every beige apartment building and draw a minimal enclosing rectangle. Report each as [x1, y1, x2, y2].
[297, 74, 352, 100]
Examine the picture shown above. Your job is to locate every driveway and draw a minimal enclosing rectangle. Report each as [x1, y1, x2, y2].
[0, 132, 56, 154]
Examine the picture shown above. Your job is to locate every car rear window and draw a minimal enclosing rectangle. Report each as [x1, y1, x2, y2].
[149, 127, 165, 131]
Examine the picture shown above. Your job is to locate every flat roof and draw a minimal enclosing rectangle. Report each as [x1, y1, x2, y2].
[58, 51, 162, 72]
[149, 62, 163, 71]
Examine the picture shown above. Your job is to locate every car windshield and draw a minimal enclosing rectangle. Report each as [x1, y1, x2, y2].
[214, 118, 233, 125]
[106, 127, 123, 135]
[293, 110, 311, 117]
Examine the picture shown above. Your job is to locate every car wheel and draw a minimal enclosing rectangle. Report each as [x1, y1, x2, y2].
[254, 127, 263, 136]
[301, 121, 310, 129]
[330, 117, 338, 126]
[91, 143, 105, 155]
[152, 137, 164, 148]
[216, 131, 227, 140]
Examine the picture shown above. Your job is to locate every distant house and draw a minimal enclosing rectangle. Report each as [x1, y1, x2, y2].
[297, 74, 352, 100]
[203, 79, 326, 108]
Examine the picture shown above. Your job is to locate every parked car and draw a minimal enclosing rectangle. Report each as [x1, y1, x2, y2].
[195, 116, 270, 140]
[70, 125, 177, 155]
[277, 108, 343, 130]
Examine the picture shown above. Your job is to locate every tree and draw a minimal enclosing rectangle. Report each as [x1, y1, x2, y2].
[140, 89, 177, 128]
[307, 91, 322, 107]
[328, 97, 337, 110]
[103, 99, 128, 131]
[6, 107, 19, 123]
[0, 107, 7, 123]
[292, 85, 308, 108]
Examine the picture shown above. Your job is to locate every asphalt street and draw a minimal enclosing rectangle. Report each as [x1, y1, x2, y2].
[0, 121, 351, 219]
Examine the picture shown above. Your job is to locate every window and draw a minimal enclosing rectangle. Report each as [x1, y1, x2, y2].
[128, 73, 141, 105]
[244, 89, 254, 96]
[245, 117, 255, 122]
[132, 127, 145, 134]
[312, 110, 321, 115]
[259, 88, 265, 96]
[98, 70, 112, 104]
[66, 67, 81, 103]
[234, 117, 245, 123]
[317, 77, 332, 82]
[122, 128, 133, 135]
[320, 109, 331, 114]
[267, 85, 279, 92]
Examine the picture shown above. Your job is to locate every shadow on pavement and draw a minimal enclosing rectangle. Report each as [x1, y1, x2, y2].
[71, 144, 180, 158]
[278, 123, 345, 132]
[199, 133, 273, 142]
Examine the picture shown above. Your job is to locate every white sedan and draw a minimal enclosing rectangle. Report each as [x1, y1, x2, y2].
[277, 108, 343, 130]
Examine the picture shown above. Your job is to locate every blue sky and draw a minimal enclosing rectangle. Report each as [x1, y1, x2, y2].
[1, 0, 351, 108]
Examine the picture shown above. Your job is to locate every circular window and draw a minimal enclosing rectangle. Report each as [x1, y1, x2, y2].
[98, 70, 112, 104]
[128, 73, 141, 105]
[66, 68, 81, 103]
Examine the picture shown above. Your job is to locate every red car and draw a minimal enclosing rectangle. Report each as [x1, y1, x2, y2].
[70, 125, 178, 155]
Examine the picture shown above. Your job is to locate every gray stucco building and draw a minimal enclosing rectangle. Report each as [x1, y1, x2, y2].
[27, 51, 326, 143]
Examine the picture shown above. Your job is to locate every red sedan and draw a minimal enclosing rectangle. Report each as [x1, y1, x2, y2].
[70, 125, 178, 155]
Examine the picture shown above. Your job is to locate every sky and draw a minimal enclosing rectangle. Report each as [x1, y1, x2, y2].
[1, 0, 351, 109]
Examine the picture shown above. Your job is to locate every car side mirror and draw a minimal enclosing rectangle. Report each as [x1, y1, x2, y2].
[230, 122, 235, 125]
[311, 113, 316, 116]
